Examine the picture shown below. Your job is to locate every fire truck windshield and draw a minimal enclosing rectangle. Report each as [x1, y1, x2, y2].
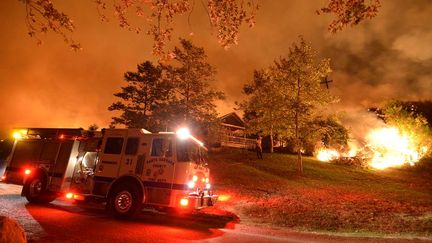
[176, 139, 207, 164]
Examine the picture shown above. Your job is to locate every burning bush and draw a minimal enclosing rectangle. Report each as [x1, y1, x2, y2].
[316, 101, 432, 170]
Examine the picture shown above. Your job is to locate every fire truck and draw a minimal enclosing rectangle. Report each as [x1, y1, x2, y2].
[0, 127, 217, 218]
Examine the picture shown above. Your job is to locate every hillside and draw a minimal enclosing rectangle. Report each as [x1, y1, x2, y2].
[206, 149, 432, 238]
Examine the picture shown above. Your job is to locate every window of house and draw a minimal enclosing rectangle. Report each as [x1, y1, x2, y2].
[103, 137, 124, 154]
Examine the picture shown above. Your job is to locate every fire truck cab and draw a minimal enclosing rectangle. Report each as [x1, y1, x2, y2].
[1, 128, 217, 218]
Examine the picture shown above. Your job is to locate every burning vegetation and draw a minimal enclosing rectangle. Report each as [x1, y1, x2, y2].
[316, 102, 432, 170]
[366, 126, 428, 169]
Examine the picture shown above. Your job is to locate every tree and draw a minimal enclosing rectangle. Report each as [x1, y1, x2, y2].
[23, 0, 81, 50]
[108, 39, 224, 136]
[84, 124, 99, 137]
[241, 37, 337, 174]
[281, 38, 337, 174]
[20, 1, 380, 55]
[108, 61, 172, 131]
[165, 38, 225, 134]
[317, 0, 381, 33]
[21, 0, 258, 56]
[382, 100, 432, 157]
[318, 117, 349, 149]
[240, 70, 285, 153]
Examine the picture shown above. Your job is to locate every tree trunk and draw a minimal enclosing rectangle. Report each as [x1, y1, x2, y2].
[295, 115, 303, 175]
[296, 76, 303, 175]
[297, 146, 303, 175]
[269, 129, 274, 153]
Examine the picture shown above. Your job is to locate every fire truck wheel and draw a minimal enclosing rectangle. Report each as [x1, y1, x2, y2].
[23, 176, 55, 204]
[108, 183, 142, 219]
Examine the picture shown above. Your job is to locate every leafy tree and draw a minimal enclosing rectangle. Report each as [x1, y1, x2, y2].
[21, 0, 258, 56]
[318, 117, 349, 148]
[382, 100, 432, 156]
[280, 38, 337, 174]
[108, 39, 223, 137]
[165, 39, 225, 133]
[20, 1, 380, 55]
[241, 37, 337, 174]
[318, 0, 381, 33]
[84, 124, 99, 137]
[408, 100, 432, 127]
[240, 70, 285, 153]
[370, 100, 432, 128]
[275, 116, 348, 155]
[108, 61, 172, 131]
[23, 0, 81, 50]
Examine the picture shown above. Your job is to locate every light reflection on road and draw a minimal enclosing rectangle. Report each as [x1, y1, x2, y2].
[0, 183, 235, 242]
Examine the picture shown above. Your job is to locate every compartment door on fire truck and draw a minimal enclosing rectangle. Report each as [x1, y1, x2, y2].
[96, 130, 127, 178]
[118, 130, 142, 176]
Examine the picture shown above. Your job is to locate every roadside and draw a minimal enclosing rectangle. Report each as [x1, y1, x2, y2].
[1, 183, 430, 242]
[208, 149, 432, 240]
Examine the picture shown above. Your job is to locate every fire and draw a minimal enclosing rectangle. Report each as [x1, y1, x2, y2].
[314, 126, 428, 169]
[366, 127, 428, 169]
[218, 194, 231, 202]
[316, 148, 340, 162]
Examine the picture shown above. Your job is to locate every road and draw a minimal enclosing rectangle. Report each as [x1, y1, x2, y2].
[0, 183, 429, 243]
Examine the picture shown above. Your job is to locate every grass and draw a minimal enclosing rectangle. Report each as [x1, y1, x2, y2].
[207, 148, 432, 237]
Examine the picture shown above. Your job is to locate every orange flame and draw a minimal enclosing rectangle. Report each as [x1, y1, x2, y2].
[218, 194, 231, 202]
[316, 148, 340, 162]
[366, 127, 428, 169]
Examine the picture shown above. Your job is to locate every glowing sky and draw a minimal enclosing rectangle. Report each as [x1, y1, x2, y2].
[0, 0, 431, 135]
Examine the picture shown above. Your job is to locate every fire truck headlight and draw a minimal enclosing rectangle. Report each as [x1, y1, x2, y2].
[187, 181, 195, 189]
[13, 132, 22, 140]
[0, 175, 5, 181]
[12, 129, 27, 140]
[192, 175, 198, 182]
[180, 198, 189, 207]
[206, 183, 211, 190]
[176, 127, 190, 140]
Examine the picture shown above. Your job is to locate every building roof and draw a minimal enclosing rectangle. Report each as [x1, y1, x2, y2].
[219, 112, 245, 129]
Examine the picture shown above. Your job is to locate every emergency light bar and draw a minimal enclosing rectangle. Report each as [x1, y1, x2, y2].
[12, 128, 83, 139]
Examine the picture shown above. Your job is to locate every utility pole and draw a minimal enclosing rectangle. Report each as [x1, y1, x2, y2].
[320, 76, 333, 89]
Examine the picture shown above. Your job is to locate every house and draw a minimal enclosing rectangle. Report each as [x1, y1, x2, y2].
[217, 112, 255, 149]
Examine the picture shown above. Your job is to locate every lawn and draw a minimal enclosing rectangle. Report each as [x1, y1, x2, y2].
[207, 148, 432, 237]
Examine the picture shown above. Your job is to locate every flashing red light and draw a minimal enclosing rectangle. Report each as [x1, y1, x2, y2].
[180, 198, 189, 207]
[59, 134, 65, 139]
[1, 176, 5, 181]
[65, 192, 73, 199]
[24, 169, 31, 175]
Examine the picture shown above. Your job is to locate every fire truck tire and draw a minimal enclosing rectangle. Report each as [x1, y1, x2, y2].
[23, 176, 56, 204]
[108, 182, 143, 219]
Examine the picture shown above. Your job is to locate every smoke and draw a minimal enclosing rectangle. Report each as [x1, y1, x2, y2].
[339, 108, 385, 147]
[319, 0, 432, 109]
[0, 0, 431, 134]
[393, 31, 432, 61]
[210, 0, 432, 117]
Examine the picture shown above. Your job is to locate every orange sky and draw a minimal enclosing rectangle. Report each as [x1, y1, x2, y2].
[0, 0, 431, 137]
